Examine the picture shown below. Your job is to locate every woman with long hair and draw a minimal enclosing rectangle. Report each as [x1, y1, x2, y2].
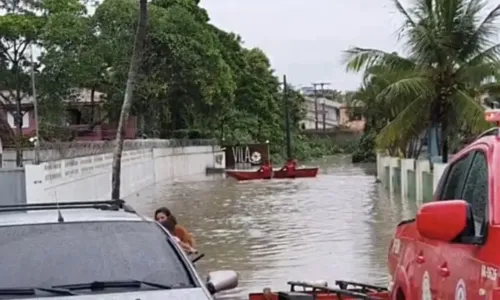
[154, 207, 195, 248]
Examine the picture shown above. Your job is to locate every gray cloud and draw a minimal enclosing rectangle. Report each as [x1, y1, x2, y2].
[200, 0, 403, 90]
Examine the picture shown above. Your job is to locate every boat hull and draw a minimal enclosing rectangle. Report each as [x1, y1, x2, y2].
[225, 167, 318, 181]
[273, 167, 319, 179]
[225, 170, 272, 181]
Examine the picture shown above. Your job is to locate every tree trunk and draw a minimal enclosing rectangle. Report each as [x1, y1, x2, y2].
[90, 86, 96, 123]
[15, 61, 23, 167]
[111, 0, 148, 200]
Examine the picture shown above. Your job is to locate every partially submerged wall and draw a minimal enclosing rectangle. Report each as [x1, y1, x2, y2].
[24, 144, 223, 203]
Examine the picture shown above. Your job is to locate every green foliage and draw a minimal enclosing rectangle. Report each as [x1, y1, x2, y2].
[0, 0, 331, 161]
[351, 131, 376, 163]
[344, 0, 500, 159]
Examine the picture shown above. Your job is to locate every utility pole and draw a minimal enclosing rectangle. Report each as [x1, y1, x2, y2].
[283, 75, 292, 160]
[312, 83, 319, 130]
[30, 43, 40, 164]
[320, 82, 330, 131]
[312, 82, 330, 131]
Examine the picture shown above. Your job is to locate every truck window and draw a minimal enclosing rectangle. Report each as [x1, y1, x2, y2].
[461, 151, 488, 236]
[440, 153, 473, 200]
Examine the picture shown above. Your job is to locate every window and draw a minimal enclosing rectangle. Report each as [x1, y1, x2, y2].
[440, 153, 473, 200]
[7, 110, 30, 128]
[461, 152, 488, 235]
[0, 221, 194, 290]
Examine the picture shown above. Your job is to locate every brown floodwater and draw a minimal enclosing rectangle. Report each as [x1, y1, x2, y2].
[126, 155, 419, 299]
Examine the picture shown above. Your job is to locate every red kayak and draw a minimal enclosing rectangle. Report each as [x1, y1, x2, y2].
[225, 167, 318, 181]
[273, 167, 318, 179]
[225, 170, 272, 181]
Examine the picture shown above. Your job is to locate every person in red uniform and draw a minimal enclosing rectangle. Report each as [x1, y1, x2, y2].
[281, 159, 296, 178]
[258, 159, 272, 179]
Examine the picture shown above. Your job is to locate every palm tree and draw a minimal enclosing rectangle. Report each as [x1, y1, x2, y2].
[349, 65, 424, 157]
[344, 0, 500, 162]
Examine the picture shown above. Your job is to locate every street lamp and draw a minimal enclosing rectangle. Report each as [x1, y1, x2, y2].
[265, 140, 270, 163]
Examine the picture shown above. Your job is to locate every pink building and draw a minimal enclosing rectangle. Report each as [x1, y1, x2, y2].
[339, 105, 365, 132]
[0, 89, 137, 141]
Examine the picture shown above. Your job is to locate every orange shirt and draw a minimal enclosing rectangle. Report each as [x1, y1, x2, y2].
[174, 224, 195, 248]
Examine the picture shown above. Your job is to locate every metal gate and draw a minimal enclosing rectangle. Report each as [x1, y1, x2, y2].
[0, 168, 26, 205]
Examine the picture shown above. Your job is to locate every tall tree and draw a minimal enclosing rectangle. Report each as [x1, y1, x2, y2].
[0, 0, 41, 165]
[111, 0, 148, 200]
[0, 0, 317, 165]
[344, 0, 500, 162]
[0, 0, 88, 164]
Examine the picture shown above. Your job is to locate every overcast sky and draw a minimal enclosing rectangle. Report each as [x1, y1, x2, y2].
[199, 0, 404, 91]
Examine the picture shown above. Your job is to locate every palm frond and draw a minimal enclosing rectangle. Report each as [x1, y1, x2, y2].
[342, 48, 415, 73]
[457, 43, 500, 72]
[405, 19, 449, 65]
[479, 82, 500, 94]
[459, 4, 500, 60]
[456, 61, 500, 85]
[392, 0, 417, 31]
[452, 89, 489, 133]
[376, 95, 430, 149]
[376, 73, 435, 108]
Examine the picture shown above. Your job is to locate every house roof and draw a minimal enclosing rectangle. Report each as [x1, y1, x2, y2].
[0, 88, 106, 106]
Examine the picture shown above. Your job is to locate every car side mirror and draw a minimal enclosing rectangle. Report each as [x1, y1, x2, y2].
[206, 270, 238, 294]
[416, 200, 470, 242]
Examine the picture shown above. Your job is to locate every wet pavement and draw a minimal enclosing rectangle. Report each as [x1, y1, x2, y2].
[127, 155, 419, 299]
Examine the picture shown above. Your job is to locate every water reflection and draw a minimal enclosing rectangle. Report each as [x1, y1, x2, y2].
[126, 156, 418, 299]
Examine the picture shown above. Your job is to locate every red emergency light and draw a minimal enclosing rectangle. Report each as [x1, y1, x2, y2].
[485, 109, 500, 124]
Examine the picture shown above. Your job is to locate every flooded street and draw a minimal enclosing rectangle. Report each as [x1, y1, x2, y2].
[127, 156, 419, 299]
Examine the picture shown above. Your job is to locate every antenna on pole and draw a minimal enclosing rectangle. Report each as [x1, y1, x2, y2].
[54, 193, 65, 223]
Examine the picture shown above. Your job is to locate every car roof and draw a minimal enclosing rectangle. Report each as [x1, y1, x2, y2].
[0, 208, 151, 227]
[452, 134, 498, 160]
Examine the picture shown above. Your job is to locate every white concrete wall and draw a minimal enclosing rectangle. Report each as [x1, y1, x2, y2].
[400, 159, 415, 198]
[24, 145, 222, 203]
[415, 160, 430, 202]
[377, 155, 448, 203]
[388, 157, 400, 194]
[432, 163, 447, 192]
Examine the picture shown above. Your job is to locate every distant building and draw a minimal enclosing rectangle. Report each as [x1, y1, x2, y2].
[298, 86, 316, 97]
[300, 96, 342, 129]
[299, 93, 365, 132]
[0, 89, 137, 141]
[339, 105, 365, 132]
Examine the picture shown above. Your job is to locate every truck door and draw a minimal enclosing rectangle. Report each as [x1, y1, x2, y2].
[405, 237, 442, 300]
[415, 151, 474, 300]
[437, 149, 490, 299]
[404, 152, 471, 300]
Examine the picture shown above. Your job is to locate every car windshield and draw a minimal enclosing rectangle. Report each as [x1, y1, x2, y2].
[0, 221, 193, 290]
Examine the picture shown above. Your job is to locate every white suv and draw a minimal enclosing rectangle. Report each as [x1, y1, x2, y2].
[0, 200, 237, 299]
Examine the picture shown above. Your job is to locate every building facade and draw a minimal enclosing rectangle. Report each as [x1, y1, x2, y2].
[300, 96, 342, 130]
[0, 89, 137, 141]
